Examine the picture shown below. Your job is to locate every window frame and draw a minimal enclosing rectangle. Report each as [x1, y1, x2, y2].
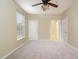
[16, 11, 25, 40]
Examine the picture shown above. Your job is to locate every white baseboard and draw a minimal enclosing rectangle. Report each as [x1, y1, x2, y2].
[67, 43, 78, 52]
[61, 40, 78, 52]
[1, 42, 25, 59]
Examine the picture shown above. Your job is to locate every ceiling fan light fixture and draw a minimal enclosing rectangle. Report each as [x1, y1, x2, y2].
[32, 0, 58, 11]
[41, 4, 49, 11]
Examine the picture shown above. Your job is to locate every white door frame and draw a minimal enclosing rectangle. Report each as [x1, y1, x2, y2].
[28, 20, 38, 40]
[61, 16, 68, 42]
[50, 20, 61, 41]
[57, 20, 62, 41]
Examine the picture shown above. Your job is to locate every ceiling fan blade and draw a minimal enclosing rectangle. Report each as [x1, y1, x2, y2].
[48, 3, 58, 8]
[47, 0, 51, 1]
[32, 3, 43, 7]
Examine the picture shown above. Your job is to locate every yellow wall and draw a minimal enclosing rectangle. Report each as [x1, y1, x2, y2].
[0, 0, 28, 58]
[50, 20, 58, 41]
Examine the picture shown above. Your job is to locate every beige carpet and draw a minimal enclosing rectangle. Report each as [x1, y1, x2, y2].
[6, 40, 78, 59]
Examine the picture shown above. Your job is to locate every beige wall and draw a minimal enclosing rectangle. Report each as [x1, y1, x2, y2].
[0, 0, 28, 58]
[28, 14, 61, 40]
[64, 0, 78, 48]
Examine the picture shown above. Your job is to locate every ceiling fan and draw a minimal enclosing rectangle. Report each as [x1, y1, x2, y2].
[32, 0, 58, 10]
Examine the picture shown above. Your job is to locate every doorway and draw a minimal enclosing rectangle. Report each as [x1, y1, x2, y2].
[50, 17, 68, 42]
[50, 20, 59, 41]
[50, 19, 61, 41]
[28, 20, 38, 40]
[61, 16, 68, 42]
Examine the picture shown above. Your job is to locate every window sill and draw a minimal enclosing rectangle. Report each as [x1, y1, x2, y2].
[17, 36, 25, 40]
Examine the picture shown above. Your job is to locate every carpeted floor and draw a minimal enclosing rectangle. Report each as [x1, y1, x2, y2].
[6, 40, 78, 59]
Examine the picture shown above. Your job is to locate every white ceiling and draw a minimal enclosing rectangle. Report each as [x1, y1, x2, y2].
[15, 0, 74, 14]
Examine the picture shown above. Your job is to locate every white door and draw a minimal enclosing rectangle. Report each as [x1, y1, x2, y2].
[28, 20, 38, 40]
[61, 16, 68, 42]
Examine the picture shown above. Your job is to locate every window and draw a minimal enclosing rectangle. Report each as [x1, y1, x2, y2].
[16, 12, 25, 40]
